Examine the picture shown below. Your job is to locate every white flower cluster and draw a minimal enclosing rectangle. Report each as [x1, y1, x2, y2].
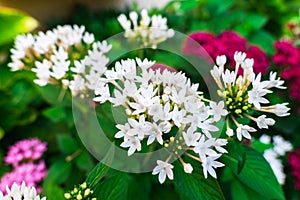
[259, 134, 293, 185]
[0, 182, 46, 200]
[117, 9, 174, 48]
[9, 25, 112, 97]
[211, 51, 290, 141]
[93, 57, 228, 183]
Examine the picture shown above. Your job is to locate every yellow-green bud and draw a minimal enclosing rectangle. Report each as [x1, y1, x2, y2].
[84, 189, 91, 197]
[81, 182, 87, 189]
[170, 137, 175, 142]
[64, 193, 71, 199]
[77, 194, 83, 200]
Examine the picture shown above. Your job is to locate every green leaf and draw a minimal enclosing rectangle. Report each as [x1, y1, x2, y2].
[174, 161, 225, 200]
[244, 14, 267, 30]
[75, 150, 95, 171]
[220, 142, 285, 200]
[56, 134, 79, 155]
[127, 175, 151, 200]
[252, 139, 273, 153]
[231, 177, 266, 200]
[41, 181, 65, 200]
[44, 159, 72, 185]
[42, 106, 67, 123]
[249, 30, 276, 54]
[36, 84, 72, 106]
[179, 0, 199, 11]
[0, 7, 38, 45]
[86, 144, 115, 188]
[95, 172, 129, 200]
[0, 126, 4, 140]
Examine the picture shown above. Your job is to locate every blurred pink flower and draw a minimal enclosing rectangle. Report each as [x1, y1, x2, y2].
[184, 30, 269, 74]
[4, 138, 47, 166]
[289, 150, 300, 189]
[0, 161, 47, 194]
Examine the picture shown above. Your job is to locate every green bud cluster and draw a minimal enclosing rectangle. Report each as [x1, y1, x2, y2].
[164, 136, 184, 155]
[225, 89, 252, 116]
[64, 182, 96, 200]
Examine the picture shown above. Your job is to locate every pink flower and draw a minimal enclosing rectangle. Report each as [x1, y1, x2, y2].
[247, 46, 269, 74]
[273, 41, 300, 69]
[0, 161, 47, 194]
[289, 150, 300, 189]
[4, 138, 47, 166]
[184, 30, 269, 74]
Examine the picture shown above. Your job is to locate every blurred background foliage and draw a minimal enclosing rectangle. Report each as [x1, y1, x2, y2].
[0, 0, 300, 199]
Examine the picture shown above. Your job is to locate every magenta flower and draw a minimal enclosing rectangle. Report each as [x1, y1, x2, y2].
[289, 150, 300, 189]
[0, 161, 47, 194]
[4, 138, 47, 166]
[0, 138, 48, 194]
[184, 30, 269, 75]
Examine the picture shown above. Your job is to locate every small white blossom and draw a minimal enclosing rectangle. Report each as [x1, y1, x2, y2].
[234, 51, 246, 65]
[267, 72, 286, 89]
[152, 160, 174, 184]
[202, 155, 224, 179]
[208, 101, 228, 122]
[272, 135, 293, 156]
[272, 103, 290, 117]
[216, 55, 226, 67]
[236, 125, 256, 141]
[256, 115, 275, 129]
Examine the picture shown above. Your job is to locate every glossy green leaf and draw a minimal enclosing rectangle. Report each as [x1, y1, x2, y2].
[0, 7, 38, 45]
[174, 161, 225, 200]
[220, 142, 285, 200]
[95, 172, 129, 200]
[86, 144, 115, 188]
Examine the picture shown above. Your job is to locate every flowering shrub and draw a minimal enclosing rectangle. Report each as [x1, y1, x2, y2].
[0, 2, 299, 200]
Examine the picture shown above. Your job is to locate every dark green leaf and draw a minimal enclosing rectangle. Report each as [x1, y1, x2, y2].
[174, 161, 225, 200]
[95, 172, 129, 200]
[249, 30, 276, 54]
[75, 150, 95, 171]
[220, 142, 285, 200]
[41, 181, 65, 200]
[56, 134, 79, 155]
[44, 159, 72, 184]
[0, 126, 4, 140]
[43, 106, 67, 123]
[86, 144, 115, 188]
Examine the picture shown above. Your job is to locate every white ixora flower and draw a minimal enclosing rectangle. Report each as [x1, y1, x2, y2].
[117, 9, 174, 48]
[202, 155, 224, 179]
[92, 57, 228, 183]
[0, 181, 46, 200]
[210, 51, 289, 141]
[259, 134, 293, 185]
[9, 24, 111, 98]
[152, 160, 174, 184]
